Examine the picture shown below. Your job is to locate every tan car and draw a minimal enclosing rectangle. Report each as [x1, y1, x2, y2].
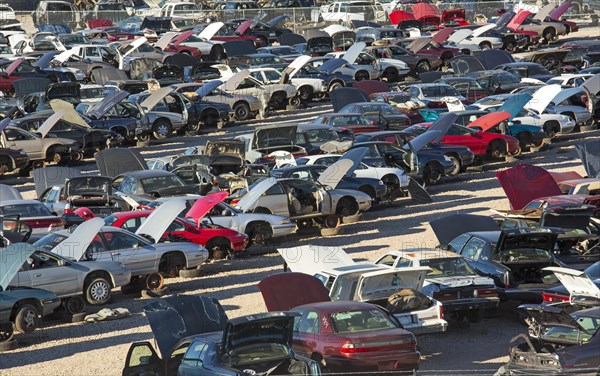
[512, 6, 567, 42]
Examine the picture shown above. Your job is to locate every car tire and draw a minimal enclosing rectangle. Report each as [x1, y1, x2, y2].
[321, 227, 340, 236]
[0, 323, 14, 344]
[250, 225, 272, 246]
[487, 140, 507, 158]
[14, 304, 39, 334]
[144, 273, 164, 291]
[179, 267, 203, 279]
[423, 163, 442, 186]
[355, 71, 369, 81]
[152, 120, 171, 139]
[233, 102, 251, 121]
[336, 198, 359, 217]
[85, 277, 112, 306]
[447, 155, 461, 176]
[342, 214, 362, 224]
[0, 338, 16, 352]
[324, 215, 340, 229]
[63, 296, 85, 314]
[328, 81, 343, 92]
[416, 60, 431, 74]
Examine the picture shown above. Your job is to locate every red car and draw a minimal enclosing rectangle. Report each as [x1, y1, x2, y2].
[214, 21, 263, 47]
[163, 43, 203, 59]
[104, 210, 248, 259]
[407, 121, 521, 158]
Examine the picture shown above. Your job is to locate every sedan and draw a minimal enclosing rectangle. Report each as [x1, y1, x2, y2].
[403, 83, 468, 111]
[0, 199, 64, 234]
[112, 170, 197, 205]
[339, 102, 411, 130]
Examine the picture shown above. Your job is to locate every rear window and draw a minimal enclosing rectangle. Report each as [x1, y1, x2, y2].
[0, 203, 52, 217]
[34, 233, 68, 252]
[422, 85, 460, 97]
[330, 309, 397, 333]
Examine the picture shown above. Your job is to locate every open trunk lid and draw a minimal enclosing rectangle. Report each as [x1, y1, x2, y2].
[358, 267, 430, 301]
[544, 266, 600, 300]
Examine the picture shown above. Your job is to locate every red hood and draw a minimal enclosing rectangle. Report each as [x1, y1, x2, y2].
[185, 191, 229, 227]
[259, 273, 331, 311]
[432, 27, 455, 45]
[442, 8, 466, 22]
[172, 30, 194, 46]
[507, 10, 531, 30]
[389, 10, 415, 25]
[411, 3, 440, 22]
[467, 111, 511, 132]
[496, 164, 563, 210]
[5, 58, 23, 76]
[549, 171, 583, 184]
[549, 1, 571, 20]
[88, 19, 113, 29]
[235, 20, 253, 36]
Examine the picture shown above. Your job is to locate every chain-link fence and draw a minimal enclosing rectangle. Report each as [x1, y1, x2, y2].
[8, 0, 598, 35]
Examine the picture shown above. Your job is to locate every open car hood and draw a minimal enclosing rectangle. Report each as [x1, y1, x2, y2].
[91, 67, 129, 85]
[12, 78, 51, 99]
[32, 51, 58, 70]
[87, 19, 113, 29]
[498, 93, 532, 119]
[581, 74, 600, 96]
[432, 28, 455, 45]
[575, 141, 600, 178]
[135, 198, 187, 243]
[222, 312, 296, 355]
[533, 3, 555, 22]
[266, 15, 288, 28]
[317, 157, 354, 189]
[389, 10, 415, 26]
[525, 84, 562, 113]
[477, 49, 514, 70]
[403, 130, 442, 153]
[0, 243, 37, 292]
[496, 228, 560, 255]
[198, 22, 224, 40]
[471, 23, 496, 38]
[38, 24, 71, 34]
[447, 29, 473, 45]
[0, 184, 23, 201]
[428, 112, 458, 143]
[204, 139, 245, 159]
[86, 90, 130, 119]
[277, 245, 355, 275]
[442, 8, 465, 23]
[223, 40, 257, 58]
[495, 11, 514, 29]
[278, 33, 306, 47]
[340, 41, 366, 65]
[411, 2, 440, 22]
[549, 1, 571, 20]
[234, 20, 253, 36]
[518, 304, 586, 332]
[544, 266, 600, 299]
[282, 55, 311, 80]
[507, 10, 531, 30]
[407, 37, 431, 54]
[154, 31, 178, 50]
[235, 178, 277, 213]
[450, 55, 485, 75]
[51, 217, 104, 261]
[5, 58, 24, 77]
[318, 58, 347, 74]
[36, 110, 67, 138]
[340, 147, 368, 178]
[139, 87, 172, 110]
[95, 148, 147, 177]
[185, 192, 229, 227]
[221, 69, 251, 92]
[430, 213, 499, 247]
[353, 80, 389, 96]
[329, 87, 369, 112]
[551, 87, 585, 106]
[259, 273, 331, 311]
[171, 30, 194, 47]
[144, 295, 227, 358]
[323, 24, 352, 37]
[194, 80, 223, 98]
[358, 267, 430, 301]
[32, 166, 81, 197]
[65, 176, 112, 198]
[49, 99, 89, 128]
[253, 125, 297, 149]
[496, 164, 563, 210]
[467, 111, 511, 132]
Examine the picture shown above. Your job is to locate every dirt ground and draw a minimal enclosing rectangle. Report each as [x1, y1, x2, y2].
[2, 27, 600, 376]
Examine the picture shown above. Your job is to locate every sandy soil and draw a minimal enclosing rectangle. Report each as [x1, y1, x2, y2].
[1, 27, 599, 376]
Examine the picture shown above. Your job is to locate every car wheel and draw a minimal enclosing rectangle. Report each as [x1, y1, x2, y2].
[152, 120, 171, 139]
[14, 304, 39, 334]
[63, 296, 85, 314]
[258, 35, 268, 47]
[355, 71, 369, 81]
[382, 67, 399, 82]
[543, 28, 556, 43]
[336, 198, 359, 217]
[487, 140, 507, 158]
[233, 102, 251, 121]
[447, 155, 461, 177]
[543, 121, 559, 138]
[137, 133, 151, 143]
[250, 224, 272, 246]
[299, 87, 313, 102]
[416, 60, 431, 73]
[324, 215, 340, 229]
[297, 219, 313, 231]
[423, 163, 442, 186]
[46, 146, 61, 164]
[289, 96, 302, 107]
[145, 273, 164, 291]
[479, 42, 492, 50]
[328, 81, 343, 92]
[187, 121, 201, 135]
[0, 323, 14, 343]
[85, 277, 112, 305]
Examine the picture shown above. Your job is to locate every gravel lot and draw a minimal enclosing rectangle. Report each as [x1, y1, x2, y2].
[2, 27, 599, 376]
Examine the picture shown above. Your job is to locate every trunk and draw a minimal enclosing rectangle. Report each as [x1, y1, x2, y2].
[228, 358, 312, 375]
[501, 259, 556, 285]
[369, 289, 434, 314]
[68, 196, 117, 216]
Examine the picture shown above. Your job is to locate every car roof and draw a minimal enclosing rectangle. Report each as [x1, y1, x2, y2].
[0, 199, 44, 206]
[296, 300, 380, 313]
[390, 249, 460, 260]
[118, 169, 175, 178]
[297, 123, 332, 131]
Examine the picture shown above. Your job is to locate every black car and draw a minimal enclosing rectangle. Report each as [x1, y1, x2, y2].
[339, 102, 411, 130]
[112, 169, 197, 204]
[355, 131, 475, 177]
[0, 147, 29, 175]
[435, 77, 488, 103]
[466, 70, 527, 95]
[271, 164, 388, 202]
[226, 16, 292, 46]
[11, 111, 123, 155]
[350, 141, 455, 185]
[495, 62, 556, 83]
[122, 296, 320, 376]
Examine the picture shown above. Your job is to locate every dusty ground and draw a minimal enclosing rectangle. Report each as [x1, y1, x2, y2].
[2, 26, 600, 376]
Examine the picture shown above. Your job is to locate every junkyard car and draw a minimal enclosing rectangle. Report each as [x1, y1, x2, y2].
[112, 170, 198, 204]
[0, 199, 64, 234]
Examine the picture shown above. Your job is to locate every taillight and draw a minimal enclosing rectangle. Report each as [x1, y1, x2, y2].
[341, 343, 355, 354]
[341, 338, 415, 354]
[230, 199, 240, 206]
[505, 271, 510, 289]
[474, 288, 498, 298]
[63, 208, 76, 215]
[542, 292, 569, 303]
[439, 304, 444, 320]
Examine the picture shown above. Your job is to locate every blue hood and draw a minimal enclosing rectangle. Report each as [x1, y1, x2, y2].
[498, 93, 532, 119]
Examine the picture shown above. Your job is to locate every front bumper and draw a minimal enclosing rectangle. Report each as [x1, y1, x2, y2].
[232, 236, 250, 252]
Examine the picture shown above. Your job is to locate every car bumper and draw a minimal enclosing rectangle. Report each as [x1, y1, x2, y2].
[399, 317, 448, 335]
[271, 223, 297, 238]
[325, 352, 420, 373]
[442, 297, 500, 313]
[461, 152, 475, 167]
[185, 248, 209, 268]
[232, 237, 250, 252]
[559, 118, 577, 133]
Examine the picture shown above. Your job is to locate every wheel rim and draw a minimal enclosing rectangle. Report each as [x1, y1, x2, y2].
[67, 297, 84, 313]
[449, 157, 460, 176]
[290, 97, 301, 106]
[155, 124, 169, 137]
[235, 106, 248, 119]
[90, 281, 110, 302]
[329, 83, 342, 91]
[325, 216, 339, 228]
[23, 309, 36, 328]
[52, 153, 61, 164]
[146, 274, 163, 290]
[418, 63, 430, 73]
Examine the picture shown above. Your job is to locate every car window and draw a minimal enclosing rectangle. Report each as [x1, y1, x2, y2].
[101, 231, 146, 250]
[182, 341, 208, 367]
[119, 176, 138, 195]
[297, 310, 320, 334]
[376, 254, 397, 266]
[448, 234, 470, 253]
[166, 220, 185, 232]
[4, 128, 34, 141]
[122, 217, 141, 232]
[461, 237, 487, 260]
[446, 125, 470, 136]
[84, 235, 107, 260]
[408, 87, 420, 97]
[28, 251, 60, 269]
[85, 47, 100, 57]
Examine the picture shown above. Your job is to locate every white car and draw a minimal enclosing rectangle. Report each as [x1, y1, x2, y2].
[247, 66, 327, 103]
[445, 24, 504, 53]
[159, 1, 203, 19]
[545, 74, 594, 87]
[374, 249, 500, 324]
[313, 1, 386, 25]
[277, 245, 448, 334]
[173, 23, 226, 60]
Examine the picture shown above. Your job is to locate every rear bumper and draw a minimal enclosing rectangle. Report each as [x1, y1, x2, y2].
[325, 352, 420, 373]
[499, 287, 546, 302]
[442, 297, 500, 313]
[399, 317, 448, 335]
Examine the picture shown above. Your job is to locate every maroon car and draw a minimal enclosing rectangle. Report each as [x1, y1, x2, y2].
[395, 35, 462, 67]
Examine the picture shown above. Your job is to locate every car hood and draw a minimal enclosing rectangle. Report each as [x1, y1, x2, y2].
[329, 87, 370, 112]
[204, 139, 245, 159]
[318, 58, 347, 74]
[507, 10, 531, 30]
[65, 176, 112, 197]
[95, 148, 147, 177]
[266, 15, 288, 29]
[282, 55, 312, 80]
[172, 30, 195, 47]
[38, 24, 71, 34]
[442, 8, 466, 23]
[496, 164, 563, 210]
[223, 40, 257, 58]
[32, 166, 81, 197]
[525, 84, 562, 114]
[477, 49, 514, 70]
[143, 295, 228, 358]
[411, 2, 440, 21]
[12, 77, 51, 100]
[549, 1, 571, 20]
[5, 58, 24, 76]
[154, 31, 179, 50]
[447, 29, 473, 45]
[533, 3, 555, 22]
[0, 243, 37, 291]
[185, 192, 229, 227]
[88, 19, 113, 29]
[467, 111, 511, 132]
[91, 67, 129, 85]
[575, 141, 600, 178]
[495, 228, 560, 255]
[278, 33, 306, 47]
[450, 55, 485, 75]
[498, 93, 532, 118]
[495, 11, 514, 29]
[49, 99, 90, 128]
[0, 183, 23, 201]
[407, 37, 431, 54]
[222, 312, 297, 355]
[253, 125, 297, 149]
[544, 266, 600, 299]
[259, 273, 331, 311]
[471, 23, 497, 37]
[428, 112, 458, 143]
[46, 82, 81, 102]
[194, 80, 223, 98]
[358, 267, 430, 301]
[86, 90, 130, 119]
[277, 245, 355, 275]
[32, 51, 59, 70]
[135, 198, 188, 243]
[353, 80, 389, 96]
[403, 130, 442, 153]
[519, 304, 586, 332]
[551, 87, 585, 106]
[340, 147, 368, 178]
[51, 217, 104, 261]
[430, 213, 499, 247]
[139, 87, 172, 110]
[317, 156, 354, 189]
[36, 110, 68, 138]
[341, 41, 366, 65]
[389, 10, 415, 25]
[581, 73, 600, 96]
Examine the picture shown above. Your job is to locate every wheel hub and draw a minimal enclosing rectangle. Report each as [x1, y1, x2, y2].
[91, 282, 109, 301]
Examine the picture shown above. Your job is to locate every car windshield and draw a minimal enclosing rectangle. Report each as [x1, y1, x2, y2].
[541, 313, 600, 344]
[361, 104, 402, 115]
[34, 233, 68, 252]
[330, 309, 397, 333]
[173, 19, 194, 28]
[80, 86, 107, 99]
[140, 175, 186, 192]
[526, 65, 551, 75]
[421, 85, 460, 97]
[60, 34, 90, 45]
[304, 129, 339, 143]
[254, 56, 283, 65]
[0, 203, 52, 217]
[330, 115, 372, 126]
[419, 257, 475, 277]
[104, 215, 118, 226]
[495, 72, 520, 84]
